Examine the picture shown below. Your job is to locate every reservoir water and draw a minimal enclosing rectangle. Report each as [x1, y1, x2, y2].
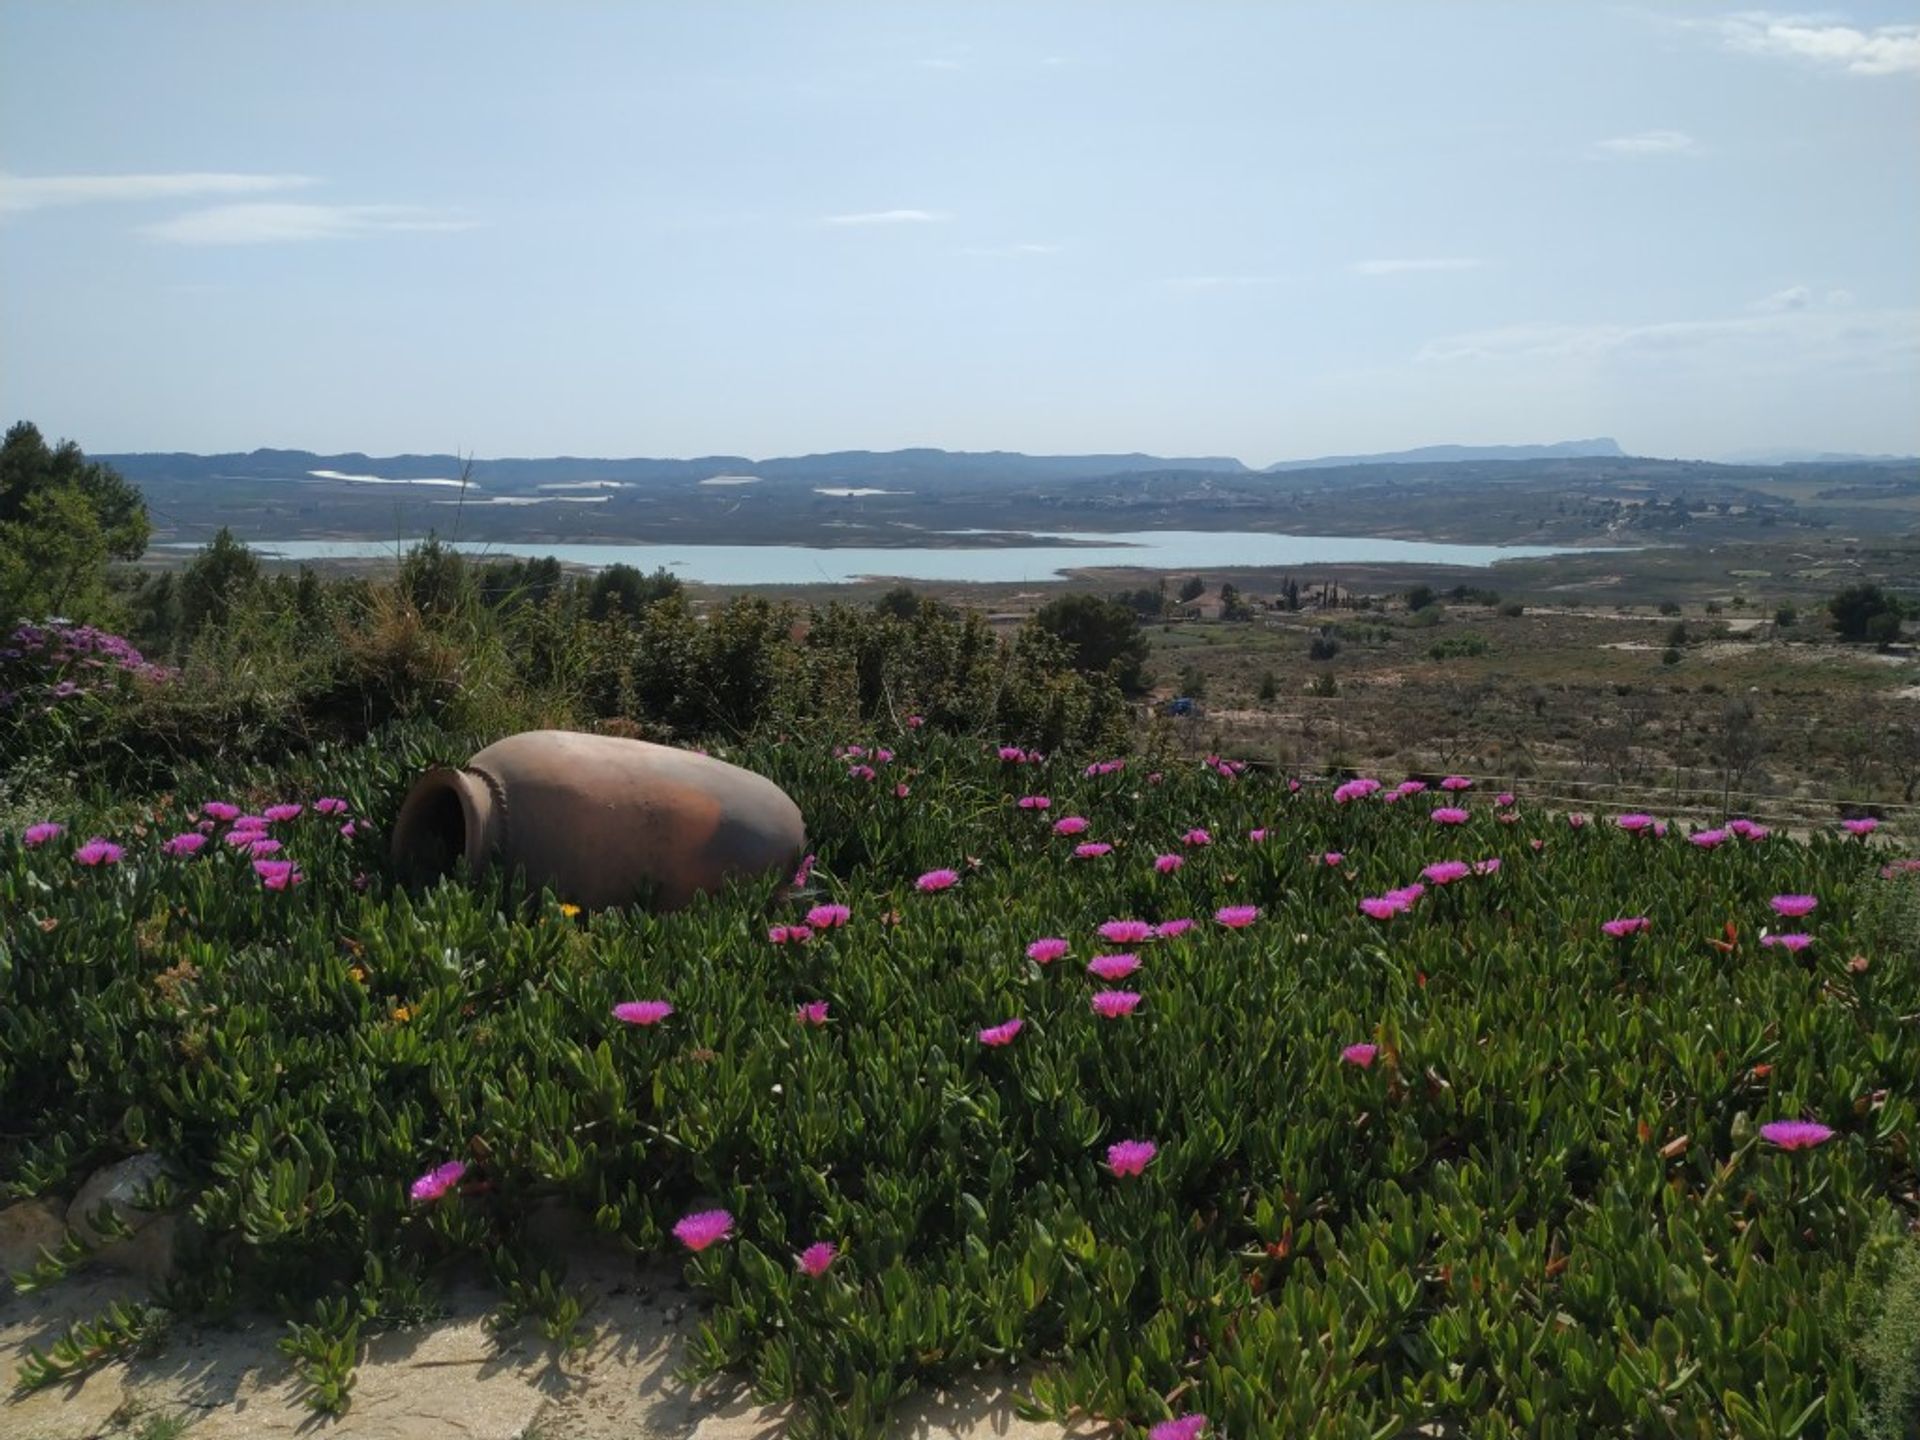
[199, 530, 1602, 585]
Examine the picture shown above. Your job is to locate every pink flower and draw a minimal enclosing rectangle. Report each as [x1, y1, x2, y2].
[977, 1018, 1025, 1047]
[1247, 828, 1268, 842]
[1155, 918, 1195, 938]
[847, 764, 876, 782]
[23, 821, 64, 847]
[837, 745, 867, 759]
[1027, 937, 1070, 964]
[1615, 813, 1656, 833]
[1440, 776, 1472, 791]
[409, 1159, 467, 1203]
[1601, 916, 1650, 938]
[1761, 933, 1813, 952]
[796, 1000, 830, 1025]
[340, 821, 358, 838]
[906, 714, 925, 729]
[1214, 905, 1259, 929]
[1760, 1120, 1834, 1151]
[1053, 815, 1090, 835]
[248, 837, 284, 857]
[1154, 853, 1183, 874]
[1091, 990, 1142, 1018]
[916, 868, 959, 892]
[1770, 894, 1817, 918]
[894, 783, 910, 798]
[1689, 829, 1728, 849]
[613, 1000, 674, 1026]
[202, 802, 240, 822]
[768, 924, 813, 945]
[997, 746, 1027, 763]
[1182, 828, 1212, 847]
[792, 853, 816, 887]
[232, 815, 270, 833]
[1422, 861, 1471, 885]
[1396, 780, 1427, 797]
[1340, 1043, 1378, 1068]
[264, 803, 304, 823]
[1084, 758, 1125, 777]
[1288, 778, 1302, 793]
[254, 859, 303, 890]
[314, 796, 350, 816]
[1386, 884, 1426, 909]
[673, 1208, 735, 1251]
[1430, 807, 1469, 826]
[1073, 842, 1113, 859]
[1319, 851, 1344, 867]
[1530, 838, 1545, 851]
[162, 832, 208, 857]
[1333, 780, 1370, 804]
[222, 828, 262, 848]
[1087, 953, 1142, 980]
[797, 1241, 838, 1276]
[1017, 795, 1052, 810]
[74, 837, 124, 866]
[1496, 792, 1515, 808]
[1472, 857, 1502, 876]
[806, 903, 851, 930]
[1841, 817, 1879, 836]
[873, 747, 895, 765]
[1150, 1417, 1207, 1440]
[1098, 920, 1154, 944]
[1567, 813, 1588, 829]
[1360, 897, 1399, 920]
[1105, 1139, 1157, 1176]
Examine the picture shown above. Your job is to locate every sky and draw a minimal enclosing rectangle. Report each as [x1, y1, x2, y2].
[2, 2, 1917, 464]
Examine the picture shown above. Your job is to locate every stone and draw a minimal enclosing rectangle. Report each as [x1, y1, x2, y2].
[0, 1197, 67, 1279]
[65, 1153, 187, 1280]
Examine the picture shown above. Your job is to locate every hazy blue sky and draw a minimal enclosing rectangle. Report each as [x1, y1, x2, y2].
[2, 3, 1916, 462]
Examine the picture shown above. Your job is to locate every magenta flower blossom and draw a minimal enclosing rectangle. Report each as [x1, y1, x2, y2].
[1340, 1043, 1379, 1068]
[1027, 937, 1070, 964]
[1568, 813, 1588, 829]
[613, 1000, 674, 1026]
[997, 745, 1026, 762]
[410, 1159, 467, 1203]
[1689, 829, 1728, 849]
[1087, 953, 1142, 981]
[977, 1018, 1025, 1047]
[314, 796, 350, 816]
[162, 832, 208, 857]
[1440, 775, 1472, 791]
[1496, 792, 1515, 808]
[232, 814, 270, 833]
[797, 1241, 838, 1276]
[806, 903, 851, 930]
[1761, 933, 1813, 952]
[202, 802, 240, 822]
[792, 853, 816, 887]
[1386, 884, 1426, 909]
[1601, 916, 1650, 938]
[916, 868, 959, 892]
[1430, 807, 1469, 826]
[906, 713, 925, 729]
[1155, 917, 1195, 939]
[1098, 920, 1154, 944]
[1053, 815, 1090, 835]
[254, 859, 303, 890]
[1360, 897, 1399, 920]
[1214, 904, 1259, 929]
[1770, 894, 1817, 918]
[1084, 758, 1125, 777]
[673, 1208, 735, 1251]
[1288, 778, 1302, 793]
[1333, 779, 1374, 804]
[767, 923, 813, 945]
[1091, 990, 1142, 1018]
[1247, 827, 1268, 842]
[873, 747, 894, 765]
[264, 803, 304, 823]
[1841, 817, 1879, 836]
[794, 999, 833, 1026]
[1154, 853, 1183, 874]
[74, 837, 124, 866]
[1149, 1417, 1207, 1440]
[1395, 780, 1427, 796]
[1472, 857, 1502, 876]
[1615, 813, 1656, 833]
[847, 764, 876, 782]
[1422, 861, 1471, 885]
[1760, 1119, 1834, 1150]
[894, 782, 910, 798]
[1073, 842, 1113, 859]
[222, 828, 261, 848]
[1016, 794, 1052, 810]
[22, 821, 63, 847]
[1319, 851, 1344, 867]
[1182, 828, 1212, 847]
[1105, 1139, 1158, 1176]
[248, 837, 284, 857]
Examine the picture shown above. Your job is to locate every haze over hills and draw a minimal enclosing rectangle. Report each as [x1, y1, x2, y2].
[1264, 439, 1627, 472]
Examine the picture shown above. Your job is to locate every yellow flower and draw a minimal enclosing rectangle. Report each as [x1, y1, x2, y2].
[348, 965, 367, 985]
[559, 903, 581, 919]
[391, 1005, 412, 1024]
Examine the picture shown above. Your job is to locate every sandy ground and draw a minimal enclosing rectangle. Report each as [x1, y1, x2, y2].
[1, 1246, 1089, 1440]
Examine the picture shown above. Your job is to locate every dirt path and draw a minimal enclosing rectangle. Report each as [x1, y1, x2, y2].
[1, 1251, 1086, 1440]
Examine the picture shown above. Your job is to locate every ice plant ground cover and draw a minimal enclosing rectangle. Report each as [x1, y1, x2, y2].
[2, 729, 1918, 1438]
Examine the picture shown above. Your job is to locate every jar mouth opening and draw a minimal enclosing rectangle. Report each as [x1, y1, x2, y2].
[391, 768, 489, 887]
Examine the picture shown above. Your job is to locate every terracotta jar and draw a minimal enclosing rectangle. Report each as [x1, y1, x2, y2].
[390, 730, 806, 911]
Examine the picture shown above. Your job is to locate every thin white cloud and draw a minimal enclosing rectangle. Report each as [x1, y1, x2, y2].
[0, 170, 315, 215]
[139, 202, 479, 245]
[1166, 274, 1284, 290]
[1708, 12, 1920, 75]
[1592, 129, 1701, 157]
[958, 242, 1064, 257]
[1750, 284, 1813, 312]
[1348, 258, 1483, 276]
[821, 208, 951, 226]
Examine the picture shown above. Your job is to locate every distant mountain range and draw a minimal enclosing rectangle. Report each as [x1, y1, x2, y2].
[1263, 439, 1626, 471]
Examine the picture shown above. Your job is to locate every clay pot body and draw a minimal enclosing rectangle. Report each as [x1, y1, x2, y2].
[391, 730, 806, 911]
